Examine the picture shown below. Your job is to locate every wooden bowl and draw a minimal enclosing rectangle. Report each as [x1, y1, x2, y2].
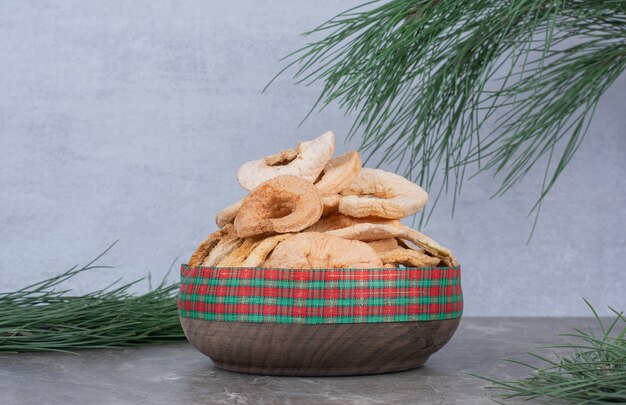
[179, 266, 462, 376]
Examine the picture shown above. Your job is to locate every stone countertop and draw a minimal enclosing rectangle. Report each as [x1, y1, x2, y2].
[1, 318, 601, 405]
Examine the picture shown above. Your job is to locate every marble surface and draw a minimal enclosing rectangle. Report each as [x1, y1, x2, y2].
[0, 318, 602, 404]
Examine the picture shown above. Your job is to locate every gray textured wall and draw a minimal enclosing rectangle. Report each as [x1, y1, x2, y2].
[1, 1, 624, 316]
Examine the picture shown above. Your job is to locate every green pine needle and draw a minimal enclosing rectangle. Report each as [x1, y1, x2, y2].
[0, 242, 186, 353]
[471, 299, 626, 404]
[273, 0, 626, 225]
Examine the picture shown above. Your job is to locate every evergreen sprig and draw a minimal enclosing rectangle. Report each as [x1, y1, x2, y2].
[0, 243, 185, 353]
[472, 300, 626, 404]
[274, 0, 626, 224]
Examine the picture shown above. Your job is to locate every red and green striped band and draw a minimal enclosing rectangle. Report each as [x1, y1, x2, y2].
[179, 265, 463, 324]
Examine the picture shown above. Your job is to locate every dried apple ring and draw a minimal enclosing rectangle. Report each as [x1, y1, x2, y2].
[242, 234, 294, 267]
[326, 222, 457, 266]
[314, 150, 362, 196]
[321, 194, 340, 216]
[305, 213, 399, 233]
[339, 168, 428, 219]
[217, 237, 264, 267]
[234, 175, 323, 238]
[237, 131, 335, 191]
[215, 198, 243, 228]
[187, 224, 235, 268]
[263, 232, 383, 269]
[201, 234, 243, 267]
[378, 247, 441, 268]
[367, 238, 399, 253]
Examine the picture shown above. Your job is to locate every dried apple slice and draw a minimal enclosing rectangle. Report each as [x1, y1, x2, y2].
[234, 175, 323, 238]
[378, 247, 441, 268]
[339, 168, 428, 219]
[314, 150, 362, 195]
[263, 232, 383, 269]
[237, 131, 335, 191]
[187, 224, 235, 268]
[242, 234, 294, 267]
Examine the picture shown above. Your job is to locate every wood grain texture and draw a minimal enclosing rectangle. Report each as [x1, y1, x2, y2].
[181, 317, 461, 376]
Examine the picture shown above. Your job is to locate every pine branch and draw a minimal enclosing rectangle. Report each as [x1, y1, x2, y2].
[0, 243, 185, 353]
[471, 300, 626, 404]
[274, 0, 626, 224]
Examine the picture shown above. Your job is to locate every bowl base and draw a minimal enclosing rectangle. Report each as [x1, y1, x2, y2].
[181, 318, 460, 377]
